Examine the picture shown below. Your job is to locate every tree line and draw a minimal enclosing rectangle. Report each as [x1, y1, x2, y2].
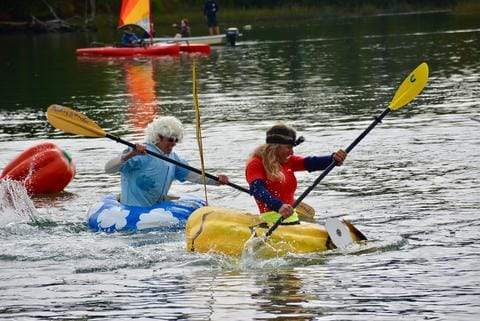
[0, 0, 459, 21]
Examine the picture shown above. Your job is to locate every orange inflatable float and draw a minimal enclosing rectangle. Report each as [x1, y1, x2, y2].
[0, 142, 76, 195]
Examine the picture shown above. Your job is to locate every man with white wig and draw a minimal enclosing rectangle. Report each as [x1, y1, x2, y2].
[105, 116, 229, 207]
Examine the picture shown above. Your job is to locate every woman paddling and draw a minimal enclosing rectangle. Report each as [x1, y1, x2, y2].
[245, 123, 346, 223]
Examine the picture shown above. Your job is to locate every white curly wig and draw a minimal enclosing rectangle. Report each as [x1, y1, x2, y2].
[144, 116, 184, 144]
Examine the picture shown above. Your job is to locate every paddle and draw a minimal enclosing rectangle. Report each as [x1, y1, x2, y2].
[45, 104, 250, 194]
[255, 62, 430, 246]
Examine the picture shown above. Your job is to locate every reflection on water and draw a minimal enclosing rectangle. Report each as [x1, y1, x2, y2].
[252, 271, 316, 321]
[125, 61, 159, 130]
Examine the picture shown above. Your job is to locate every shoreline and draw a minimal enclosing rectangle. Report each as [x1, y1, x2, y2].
[1, 1, 479, 35]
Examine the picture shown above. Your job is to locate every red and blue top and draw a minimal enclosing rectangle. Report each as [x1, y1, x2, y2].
[246, 154, 333, 213]
[246, 155, 305, 213]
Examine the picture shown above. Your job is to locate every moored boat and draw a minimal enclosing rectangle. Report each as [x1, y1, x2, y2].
[154, 34, 225, 45]
[76, 0, 211, 57]
[87, 194, 205, 233]
[153, 27, 242, 46]
[186, 206, 366, 257]
[76, 43, 180, 57]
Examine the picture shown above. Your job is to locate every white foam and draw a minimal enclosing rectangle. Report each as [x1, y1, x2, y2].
[0, 180, 37, 224]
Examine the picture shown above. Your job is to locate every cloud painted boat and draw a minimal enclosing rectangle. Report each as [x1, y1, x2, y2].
[186, 206, 366, 257]
[87, 194, 205, 233]
[76, 43, 181, 57]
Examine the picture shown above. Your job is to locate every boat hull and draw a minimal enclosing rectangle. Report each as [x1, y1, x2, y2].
[153, 35, 226, 46]
[76, 43, 180, 57]
[87, 194, 205, 233]
[185, 206, 365, 257]
[179, 43, 211, 54]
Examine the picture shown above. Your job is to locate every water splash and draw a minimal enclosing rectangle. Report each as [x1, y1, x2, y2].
[0, 179, 38, 224]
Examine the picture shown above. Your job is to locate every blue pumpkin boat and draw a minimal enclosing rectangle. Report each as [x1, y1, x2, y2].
[86, 194, 205, 233]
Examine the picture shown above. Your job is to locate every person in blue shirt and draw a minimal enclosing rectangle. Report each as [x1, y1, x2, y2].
[105, 116, 229, 207]
[203, 0, 220, 35]
[120, 29, 141, 47]
[172, 18, 191, 38]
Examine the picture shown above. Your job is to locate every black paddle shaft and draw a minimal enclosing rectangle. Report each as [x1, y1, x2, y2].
[106, 133, 251, 194]
[264, 107, 391, 238]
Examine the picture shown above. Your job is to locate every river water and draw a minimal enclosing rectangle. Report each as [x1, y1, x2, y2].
[1, 11, 479, 321]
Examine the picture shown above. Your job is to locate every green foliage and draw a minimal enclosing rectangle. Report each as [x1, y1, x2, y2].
[0, 0, 476, 22]
[454, 0, 480, 13]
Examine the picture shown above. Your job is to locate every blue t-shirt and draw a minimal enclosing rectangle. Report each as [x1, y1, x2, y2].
[121, 32, 140, 45]
[119, 143, 189, 206]
[203, 0, 219, 17]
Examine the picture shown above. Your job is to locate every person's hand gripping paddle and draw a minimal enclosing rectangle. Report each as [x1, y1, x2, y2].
[45, 105, 250, 193]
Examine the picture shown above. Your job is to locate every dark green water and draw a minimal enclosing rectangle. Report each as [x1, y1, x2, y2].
[1, 11, 479, 320]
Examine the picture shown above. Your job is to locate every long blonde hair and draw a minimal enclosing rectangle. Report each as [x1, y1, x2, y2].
[251, 144, 285, 182]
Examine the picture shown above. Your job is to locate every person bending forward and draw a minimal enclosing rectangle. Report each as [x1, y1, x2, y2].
[106, 116, 228, 207]
[245, 123, 346, 223]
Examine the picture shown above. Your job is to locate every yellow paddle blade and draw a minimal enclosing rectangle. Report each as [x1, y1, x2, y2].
[46, 104, 106, 138]
[296, 202, 316, 222]
[389, 62, 429, 111]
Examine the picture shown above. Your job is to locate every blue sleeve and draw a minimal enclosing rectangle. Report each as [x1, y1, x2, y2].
[120, 154, 145, 173]
[250, 179, 283, 212]
[121, 34, 128, 45]
[174, 154, 189, 182]
[304, 155, 334, 172]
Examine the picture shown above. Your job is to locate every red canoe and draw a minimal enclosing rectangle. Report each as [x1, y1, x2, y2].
[179, 43, 211, 54]
[76, 43, 180, 57]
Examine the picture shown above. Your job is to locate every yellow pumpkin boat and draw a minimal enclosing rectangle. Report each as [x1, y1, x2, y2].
[185, 206, 367, 257]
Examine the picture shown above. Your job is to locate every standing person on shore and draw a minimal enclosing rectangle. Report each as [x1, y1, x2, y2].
[203, 0, 220, 35]
[105, 116, 229, 207]
[245, 123, 347, 224]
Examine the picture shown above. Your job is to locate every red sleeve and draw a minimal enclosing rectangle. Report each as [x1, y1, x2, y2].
[288, 155, 306, 171]
[245, 157, 267, 184]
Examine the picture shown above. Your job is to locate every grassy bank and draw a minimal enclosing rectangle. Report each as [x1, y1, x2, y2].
[1, 0, 479, 34]
[156, 0, 480, 28]
[142, 0, 480, 36]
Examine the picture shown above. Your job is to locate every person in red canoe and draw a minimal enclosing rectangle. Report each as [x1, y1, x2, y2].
[120, 26, 143, 47]
[245, 123, 347, 224]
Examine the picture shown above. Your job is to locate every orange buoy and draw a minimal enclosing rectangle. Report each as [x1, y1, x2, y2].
[0, 142, 76, 195]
